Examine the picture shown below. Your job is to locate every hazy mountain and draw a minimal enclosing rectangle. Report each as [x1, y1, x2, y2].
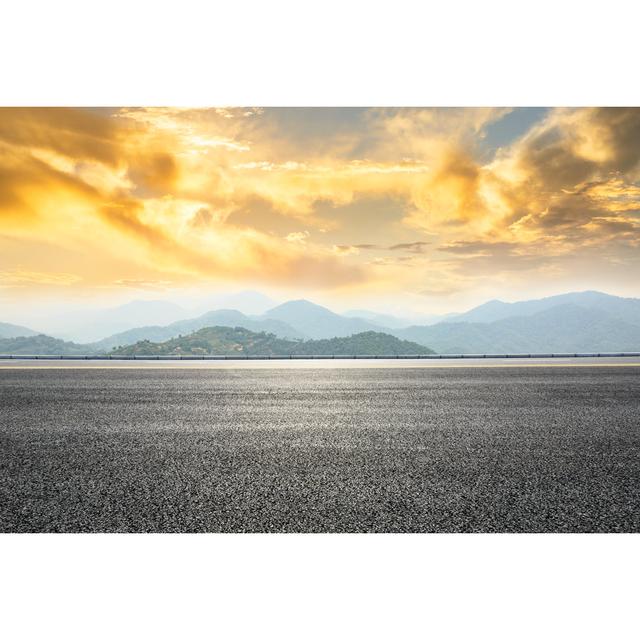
[343, 310, 413, 329]
[263, 300, 381, 339]
[91, 309, 304, 351]
[396, 304, 640, 353]
[110, 327, 433, 357]
[195, 290, 277, 315]
[0, 322, 38, 339]
[344, 309, 451, 328]
[110, 300, 187, 322]
[451, 290, 640, 325]
[0, 334, 95, 355]
[49, 299, 189, 342]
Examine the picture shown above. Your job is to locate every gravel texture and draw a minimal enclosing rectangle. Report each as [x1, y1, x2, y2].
[1, 367, 638, 532]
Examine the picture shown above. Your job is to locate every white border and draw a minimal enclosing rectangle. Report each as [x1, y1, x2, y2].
[1, 534, 638, 639]
[1, 0, 639, 105]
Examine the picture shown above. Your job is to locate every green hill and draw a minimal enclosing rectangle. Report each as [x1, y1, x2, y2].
[0, 334, 95, 355]
[110, 327, 434, 356]
[289, 331, 434, 356]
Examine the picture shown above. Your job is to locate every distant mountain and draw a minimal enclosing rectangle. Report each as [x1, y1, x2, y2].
[49, 299, 189, 342]
[91, 309, 303, 351]
[110, 327, 433, 357]
[451, 291, 640, 325]
[343, 310, 412, 329]
[195, 291, 277, 315]
[110, 299, 187, 323]
[0, 322, 38, 339]
[344, 309, 450, 328]
[396, 304, 640, 353]
[263, 300, 381, 339]
[0, 334, 95, 355]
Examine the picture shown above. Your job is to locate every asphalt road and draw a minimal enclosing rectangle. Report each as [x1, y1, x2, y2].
[1, 365, 638, 532]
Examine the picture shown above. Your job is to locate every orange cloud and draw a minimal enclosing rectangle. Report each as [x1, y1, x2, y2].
[1, 107, 639, 308]
[0, 108, 370, 297]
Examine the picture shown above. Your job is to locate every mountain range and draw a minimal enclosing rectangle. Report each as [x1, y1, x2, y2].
[395, 303, 640, 353]
[92, 309, 305, 352]
[2, 290, 640, 355]
[450, 290, 640, 326]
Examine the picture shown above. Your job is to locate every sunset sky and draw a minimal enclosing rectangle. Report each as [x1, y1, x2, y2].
[2, 107, 640, 319]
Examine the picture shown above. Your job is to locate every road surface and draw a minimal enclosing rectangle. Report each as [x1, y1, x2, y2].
[1, 362, 638, 532]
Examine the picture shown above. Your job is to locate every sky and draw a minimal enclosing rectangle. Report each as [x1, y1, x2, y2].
[1, 107, 640, 321]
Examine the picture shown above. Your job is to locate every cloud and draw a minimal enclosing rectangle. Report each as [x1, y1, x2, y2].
[387, 241, 430, 253]
[128, 152, 179, 194]
[333, 241, 430, 255]
[189, 207, 214, 228]
[0, 108, 373, 296]
[439, 241, 520, 256]
[332, 245, 364, 256]
[371, 256, 418, 266]
[0, 108, 121, 166]
[437, 240, 562, 275]
[392, 109, 640, 254]
[114, 279, 173, 290]
[2, 107, 640, 306]
[0, 268, 81, 288]
[492, 108, 640, 230]
[285, 231, 310, 244]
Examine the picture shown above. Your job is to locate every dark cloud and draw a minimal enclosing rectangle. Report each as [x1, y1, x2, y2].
[492, 109, 640, 255]
[128, 152, 179, 195]
[439, 241, 518, 256]
[585, 217, 639, 236]
[588, 108, 640, 173]
[535, 193, 606, 232]
[190, 207, 214, 228]
[514, 108, 640, 194]
[99, 198, 175, 250]
[335, 241, 429, 253]
[518, 128, 595, 191]
[387, 241, 430, 253]
[0, 108, 121, 166]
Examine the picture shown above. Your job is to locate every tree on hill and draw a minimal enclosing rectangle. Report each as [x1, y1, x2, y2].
[0, 334, 95, 355]
[110, 326, 433, 356]
[288, 331, 433, 355]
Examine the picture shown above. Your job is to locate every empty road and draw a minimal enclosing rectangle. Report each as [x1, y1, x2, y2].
[1, 362, 638, 532]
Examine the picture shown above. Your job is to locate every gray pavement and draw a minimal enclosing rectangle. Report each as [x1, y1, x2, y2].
[1, 365, 638, 532]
